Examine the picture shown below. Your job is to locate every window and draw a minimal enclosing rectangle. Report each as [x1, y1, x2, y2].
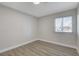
[55, 16, 72, 32]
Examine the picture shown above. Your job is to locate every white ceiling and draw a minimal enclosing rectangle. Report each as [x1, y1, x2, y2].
[0, 2, 78, 17]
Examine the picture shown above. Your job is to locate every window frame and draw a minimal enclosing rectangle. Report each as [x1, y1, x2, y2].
[54, 16, 73, 33]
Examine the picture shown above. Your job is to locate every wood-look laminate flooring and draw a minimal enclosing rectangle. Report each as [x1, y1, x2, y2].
[0, 40, 78, 56]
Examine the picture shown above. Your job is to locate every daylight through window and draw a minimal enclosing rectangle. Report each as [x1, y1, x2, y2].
[55, 16, 72, 32]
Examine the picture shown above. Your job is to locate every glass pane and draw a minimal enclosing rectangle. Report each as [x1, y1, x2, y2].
[63, 16, 72, 32]
[55, 18, 63, 32]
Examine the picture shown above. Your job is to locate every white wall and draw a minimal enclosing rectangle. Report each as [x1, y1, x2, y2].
[0, 5, 37, 51]
[77, 5, 79, 53]
[38, 9, 77, 48]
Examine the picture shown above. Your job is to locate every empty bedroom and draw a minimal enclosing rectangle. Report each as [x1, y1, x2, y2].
[0, 2, 79, 56]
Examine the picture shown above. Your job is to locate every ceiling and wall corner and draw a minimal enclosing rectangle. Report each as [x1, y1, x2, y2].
[0, 4, 37, 18]
[38, 9, 77, 49]
[0, 2, 78, 18]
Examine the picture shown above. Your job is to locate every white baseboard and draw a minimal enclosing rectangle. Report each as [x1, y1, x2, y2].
[0, 39, 37, 53]
[0, 38, 77, 54]
[39, 39, 77, 49]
